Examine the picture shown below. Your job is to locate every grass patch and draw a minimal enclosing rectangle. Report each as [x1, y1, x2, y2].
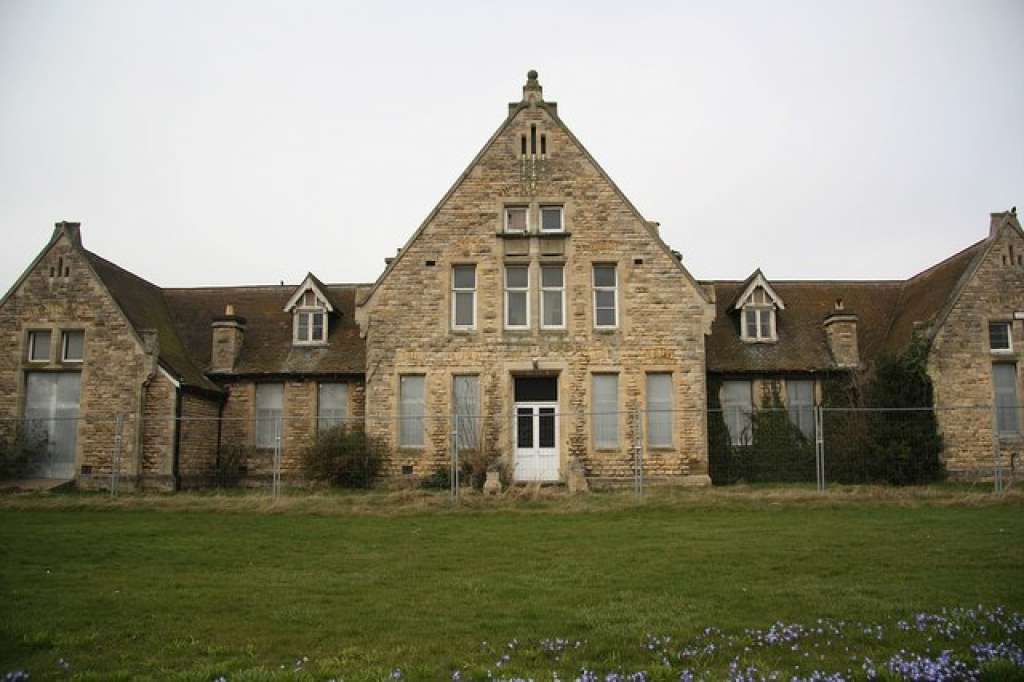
[0, 487, 1022, 680]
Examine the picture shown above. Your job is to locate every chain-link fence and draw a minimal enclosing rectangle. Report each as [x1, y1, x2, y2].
[0, 405, 1020, 497]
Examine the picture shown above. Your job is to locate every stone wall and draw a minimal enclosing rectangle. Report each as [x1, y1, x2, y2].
[929, 224, 1024, 477]
[217, 377, 366, 484]
[140, 371, 176, 490]
[0, 228, 157, 488]
[359, 88, 713, 486]
[178, 392, 221, 488]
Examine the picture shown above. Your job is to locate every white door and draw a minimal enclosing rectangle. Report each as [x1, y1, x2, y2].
[24, 372, 81, 479]
[514, 402, 559, 482]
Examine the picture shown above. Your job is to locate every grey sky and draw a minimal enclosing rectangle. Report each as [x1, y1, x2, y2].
[1, 0, 1021, 291]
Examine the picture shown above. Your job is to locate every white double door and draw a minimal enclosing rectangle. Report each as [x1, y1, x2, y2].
[514, 402, 559, 482]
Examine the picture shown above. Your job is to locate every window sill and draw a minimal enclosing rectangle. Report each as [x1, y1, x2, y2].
[293, 342, 329, 348]
[741, 338, 778, 344]
[495, 231, 572, 239]
[997, 433, 1023, 443]
[647, 446, 674, 453]
[593, 446, 622, 453]
[451, 328, 477, 335]
[593, 327, 619, 334]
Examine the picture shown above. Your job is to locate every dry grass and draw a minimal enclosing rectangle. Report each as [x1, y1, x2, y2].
[0, 481, 1019, 517]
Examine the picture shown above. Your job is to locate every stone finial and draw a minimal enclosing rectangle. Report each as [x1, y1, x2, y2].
[523, 69, 543, 103]
[225, 304, 235, 316]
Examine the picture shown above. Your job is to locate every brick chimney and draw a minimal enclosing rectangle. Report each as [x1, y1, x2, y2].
[823, 298, 859, 369]
[210, 304, 246, 373]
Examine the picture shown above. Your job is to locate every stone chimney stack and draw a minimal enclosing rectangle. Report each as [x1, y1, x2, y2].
[211, 304, 246, 373]
[824, 298, 860, 369]
[51, 220, 82, 247]
[990, 207, 1019, 239]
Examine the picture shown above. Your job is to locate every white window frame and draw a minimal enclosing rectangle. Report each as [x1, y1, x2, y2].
[993, 363, 1020, 437]
[592, 373, 620, 449]
[317, 382, 349, 433]
[645, 372, 673, 448]
[398, 374, 426, 448]
[989, 322, 1013, 353]
[451, 264, 477, 330]
[27, 330, 51, 363]
[742, 305, 776, 342]
[539, 205, 564, 232]
[785, 379, 815, 440]
[293, 291, 327, 346]
[61, 330, 84, 363]
[592, 264, 618, 329]
[540, 264, 566, 329]
[504, 206, 529, 233]
[255, 383, 284, 450]
[504, 265, 530, 330]
[721, 380, 753, 447]
[452, 374, 481, 451]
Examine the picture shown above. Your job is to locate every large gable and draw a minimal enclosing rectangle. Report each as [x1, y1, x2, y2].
[358, 70, 710, 314]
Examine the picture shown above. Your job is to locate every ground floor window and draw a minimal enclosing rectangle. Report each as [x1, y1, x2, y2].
[255, 383, 283, 449]
[993, 363, 1020, 436]
[453, 375, 480, 450]
[399, 375, 425, 448]
[23, 371, 81, 479]
[646, 373, 673, 448]
[722, 380, 752, 446]
[592, 374, 619, 448]
[786, 379, 815, 440]
[317, 383, 349, 432]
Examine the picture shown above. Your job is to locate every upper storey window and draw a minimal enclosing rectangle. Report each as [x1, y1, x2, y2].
[505, 207, 528, 232]
[540, 205, 563, 232]
[295, 292, 326, 344]
[743, 289, 776, 342]
[284, 275, 335, 346]
[733, 272, 784, 344]
[990, 322, 1013, 352]
[452, 265, 476, 330]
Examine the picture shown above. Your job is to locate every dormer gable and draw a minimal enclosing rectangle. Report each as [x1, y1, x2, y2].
[731, 270, 784, 343]
[284, 273, 335, 346]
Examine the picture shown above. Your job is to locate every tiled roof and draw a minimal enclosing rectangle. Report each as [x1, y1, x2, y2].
[705, 279, 903, 373]
[84, 250, 221, 393]
[704, 239, 987, 374]
[84, 248, 367, 387]
[162, 284, 367, 377]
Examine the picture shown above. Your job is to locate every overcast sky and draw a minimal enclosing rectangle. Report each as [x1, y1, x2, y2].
[1, 1, 1022, 291]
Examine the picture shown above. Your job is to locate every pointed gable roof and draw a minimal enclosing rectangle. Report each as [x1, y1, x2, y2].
[283, 272, 340, 313]
[706, 209, 1022, 373]
[358, 70, 710, 309]
[730, 269, 786, 311]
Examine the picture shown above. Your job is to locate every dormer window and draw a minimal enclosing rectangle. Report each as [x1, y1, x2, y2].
[294, 292, 327, 344]
[732, 271, 784, 344]
[742, 289, 776, 342]
[283, 274, 336, 346]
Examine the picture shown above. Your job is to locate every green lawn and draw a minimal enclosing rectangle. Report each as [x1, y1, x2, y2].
[1, 487, 1022, 681]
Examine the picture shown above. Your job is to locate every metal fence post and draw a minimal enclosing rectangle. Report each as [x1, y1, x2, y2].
[814, 406, 825, 492]
[993, 430, 1004, 494]
[632, 406, 644, 498]
[110, 415, 124, 497]
[272, 423, 281, 499]
[450, 417, 459, 501]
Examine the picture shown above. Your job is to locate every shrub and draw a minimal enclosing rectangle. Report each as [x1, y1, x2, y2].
[214, 442, 251, 488]
[302, 425, 383, 488]
[420, 465, 451, 490]
[0, 425, 46, 480]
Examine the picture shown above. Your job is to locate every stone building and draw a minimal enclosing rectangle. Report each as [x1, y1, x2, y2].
[355, 71, 715, 486]
[0, 222, 366, 489]
[703, 211, 1024, 477]
[0, 72, 1019, 488]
